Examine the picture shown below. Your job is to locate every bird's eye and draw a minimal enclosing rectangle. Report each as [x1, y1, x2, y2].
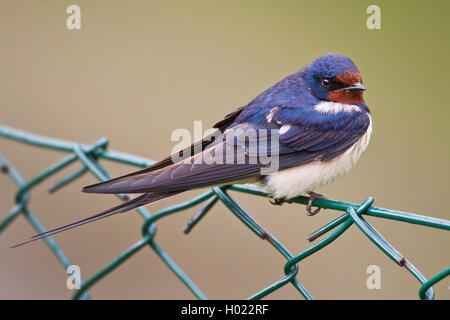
[321, 79, 331, 88]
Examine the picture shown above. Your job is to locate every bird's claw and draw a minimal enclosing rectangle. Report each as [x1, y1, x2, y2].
[306, 192, 327, 216]
[269, 198, 285, 206]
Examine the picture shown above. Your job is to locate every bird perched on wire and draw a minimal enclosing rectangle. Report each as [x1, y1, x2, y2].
[15, 53, 372, 246]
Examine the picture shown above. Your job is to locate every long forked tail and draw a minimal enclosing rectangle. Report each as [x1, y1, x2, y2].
[11, 191, 179, 248]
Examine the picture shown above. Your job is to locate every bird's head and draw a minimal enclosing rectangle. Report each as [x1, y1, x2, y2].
[302, 53, 365, 105]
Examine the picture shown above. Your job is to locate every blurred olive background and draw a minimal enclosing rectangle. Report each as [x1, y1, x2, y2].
[1, 0, 449, 299]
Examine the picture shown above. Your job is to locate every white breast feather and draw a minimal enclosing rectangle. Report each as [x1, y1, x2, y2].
[314, 101, 362, 114]
[264, 111, 372, 199]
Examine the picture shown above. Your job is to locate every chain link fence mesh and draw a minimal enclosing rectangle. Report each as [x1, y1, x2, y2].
[1, 124, 449, 300]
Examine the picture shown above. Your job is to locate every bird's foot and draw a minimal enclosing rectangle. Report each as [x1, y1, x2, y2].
[269, 198, 285, 206]
[306, 192, 327, 216]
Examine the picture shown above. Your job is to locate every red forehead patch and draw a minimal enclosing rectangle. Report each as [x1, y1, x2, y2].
[336, 72, 362, 85]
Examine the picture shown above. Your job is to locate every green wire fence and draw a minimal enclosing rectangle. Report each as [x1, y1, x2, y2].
[1, 124, 449, 300]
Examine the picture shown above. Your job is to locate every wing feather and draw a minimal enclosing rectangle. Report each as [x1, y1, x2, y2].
[83, 106, 370, 195]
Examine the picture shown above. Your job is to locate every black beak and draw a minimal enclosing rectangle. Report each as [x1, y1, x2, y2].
[333, 82, 366, 92]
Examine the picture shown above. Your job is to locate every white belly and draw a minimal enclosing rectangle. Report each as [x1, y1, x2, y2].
[263, 115, 372, 199]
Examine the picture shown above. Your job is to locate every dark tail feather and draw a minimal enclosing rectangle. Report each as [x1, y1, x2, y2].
[11, 191, 179, 248]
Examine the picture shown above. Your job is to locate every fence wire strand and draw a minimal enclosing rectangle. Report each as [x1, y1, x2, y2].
[0, 124, 449, 300]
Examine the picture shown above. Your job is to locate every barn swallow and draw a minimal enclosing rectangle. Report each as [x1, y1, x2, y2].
[15, 53, 372, 246]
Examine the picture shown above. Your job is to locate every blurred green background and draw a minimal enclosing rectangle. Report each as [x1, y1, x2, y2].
[1, 0, 449, 299]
